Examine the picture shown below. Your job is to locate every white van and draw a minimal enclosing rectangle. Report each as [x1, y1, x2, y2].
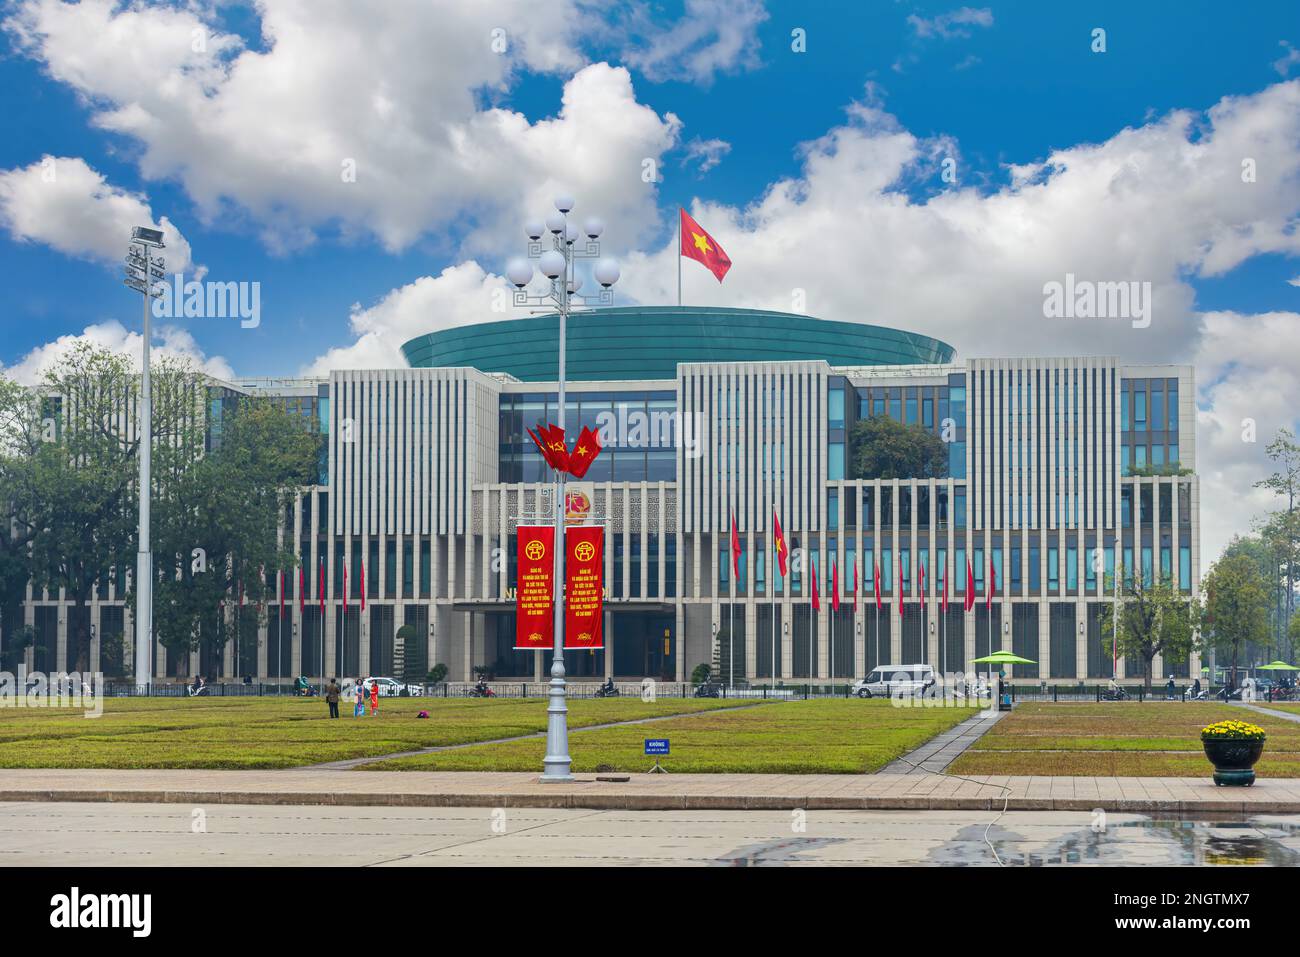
[852, 664, 935, 698]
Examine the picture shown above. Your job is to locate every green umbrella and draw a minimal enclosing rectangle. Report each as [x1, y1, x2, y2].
[1258, 661, 1300, 670]
[972, 650, 1036, 665]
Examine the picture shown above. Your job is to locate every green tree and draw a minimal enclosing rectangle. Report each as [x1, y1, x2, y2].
[152, 397, 320, 663]
[848, 414, 948, 480]
[1201, 541, 1272, 689]
[1256, 428, 1300, 655]
[1099, 565, 1195, 691]
[5, 345, 203, 673]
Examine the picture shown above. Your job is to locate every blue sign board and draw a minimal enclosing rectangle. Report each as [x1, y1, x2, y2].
[644, 738, 670, 755]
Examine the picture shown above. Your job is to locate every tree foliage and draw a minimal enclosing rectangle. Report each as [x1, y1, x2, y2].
[1201, 539, 1273, 688]
[848, 414, 948, 480]
[1098, 565, 1195, 690]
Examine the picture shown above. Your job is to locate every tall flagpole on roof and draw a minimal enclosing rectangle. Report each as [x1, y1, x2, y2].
[676, 207, 682, 307]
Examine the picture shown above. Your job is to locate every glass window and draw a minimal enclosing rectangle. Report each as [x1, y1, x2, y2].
[949, 441, 966, 479]
[1121, 391, 1129, 430]
[905, 395, 918, 425]
[828, 388, 845, 429]
[889, 396, 902, 421]
[1048, 546, 1059, 592]
[1029, 545, 1041, 591]
[954, 547, 965, 594]
[949, 386, 966, 425]
[1179, 545, 1191, 590]
[1067, 545, 1078, 590]
[1010, 546, 1022, 589]
[1168, 444, 1179, 467]
[1151, 390, 1165, 430]
[1141, 546, 1153, 586]
[828, 443, 845, 481]
[882, 549, 893, 590]
[923, 397, 934, 428]
[1135, 445, 1147, 469]
[1121, 442, 1130, 476]
[827, 488, 839, 530]
[1161, 546, 1172, 582]
[1134, 391, 1147, 431]
[1168, 388, 1179, 429]
[1152, 445, 1164, 467]
[954, 488, 966, 528]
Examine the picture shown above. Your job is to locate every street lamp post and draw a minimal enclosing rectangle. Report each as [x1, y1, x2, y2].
[124, 226, 166, 693]
[506, 195, 620, 781]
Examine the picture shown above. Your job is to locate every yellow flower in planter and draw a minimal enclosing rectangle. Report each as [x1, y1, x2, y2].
[1200, 720, 1266, 740]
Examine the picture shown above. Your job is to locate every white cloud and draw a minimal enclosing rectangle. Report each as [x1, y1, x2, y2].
[620, 0, 768, 84]
[1, 320, 233, 386]
[683, 137, 731, 174]
[1275, 40, 1300, 77]
[907, 7, 993, 40]
[5, 0, 678, 256]
[299, 262, 510, 376]
[0, 156, 195, 272]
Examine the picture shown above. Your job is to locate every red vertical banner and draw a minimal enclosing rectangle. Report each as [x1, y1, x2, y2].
[515, 526, 555, 650]
[564, 525, 604, 649]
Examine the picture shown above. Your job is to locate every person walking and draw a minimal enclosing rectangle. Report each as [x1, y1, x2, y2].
[369, 678, 379, 717]
[1166, 676, 1176, 700]
[354, 679, 365, 717]
[325, 677, 340, 718]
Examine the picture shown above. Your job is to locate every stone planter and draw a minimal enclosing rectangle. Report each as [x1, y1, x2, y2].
[1201, 736, 1265, 786]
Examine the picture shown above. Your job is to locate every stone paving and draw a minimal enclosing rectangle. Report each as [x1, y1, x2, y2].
[3, 767, 1299, 816]
[880, 707, 1006, 774]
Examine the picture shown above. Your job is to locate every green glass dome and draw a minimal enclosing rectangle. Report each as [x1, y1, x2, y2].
[400, 306, 955, 381]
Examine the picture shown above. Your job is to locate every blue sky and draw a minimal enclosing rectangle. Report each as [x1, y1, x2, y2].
[0, 0, 1298, 558]
[2, 0, 1296, 375]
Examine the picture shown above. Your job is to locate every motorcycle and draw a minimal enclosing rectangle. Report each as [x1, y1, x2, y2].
[693, 682, 722, 698]
[594, 683, 620, 698]
[1100, 687, 1129, 701]
[467, 684, 496, 698]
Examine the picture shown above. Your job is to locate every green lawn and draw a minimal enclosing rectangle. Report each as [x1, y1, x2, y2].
[949, 702, 1300, 777]
[364, 698, 980, 774]
[0, 696, 751, 769]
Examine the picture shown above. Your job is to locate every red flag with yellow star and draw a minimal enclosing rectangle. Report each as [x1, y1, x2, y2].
[772, 509, 788, 578]
[680, 208, 732, 282]
[566, 426, 602, 478]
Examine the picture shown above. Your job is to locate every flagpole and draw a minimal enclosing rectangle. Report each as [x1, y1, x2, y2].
[676, 208, 682, 307]
[770, 504, 776, 692]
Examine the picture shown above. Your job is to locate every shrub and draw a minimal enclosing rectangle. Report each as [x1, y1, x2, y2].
[426, 663, 448, 684]
[691, 663, 712, 685]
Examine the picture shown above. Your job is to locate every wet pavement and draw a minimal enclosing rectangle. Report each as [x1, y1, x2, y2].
[3, 801, 1300, 866]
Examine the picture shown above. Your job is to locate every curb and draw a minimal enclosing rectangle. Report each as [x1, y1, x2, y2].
[0, 788, 1281, 818]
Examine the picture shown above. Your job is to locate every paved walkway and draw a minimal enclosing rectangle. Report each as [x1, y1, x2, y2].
[4, 768, 1300, 816]
[880, 707, 1006, 774]
[1236, 702, 1300, 723]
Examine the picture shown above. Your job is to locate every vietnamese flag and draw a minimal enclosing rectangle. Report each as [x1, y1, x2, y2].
[987, 553, 996, 609]
[730, 509, 741, 580]
[811, 558, 820, 612]
[964, 556, 975, 613]
[299, 567, 305, 615]
[853, 562, 859, 613]
[831, 558, 840, 613]
[278, 570, 284, 620]
[873, 558, 882, 611]
[361, 558, 366, 611]
[941, 566, 948, 613]
[679, 209, 732, 282]
[342, 561, 348, 611]
[319, 558, 325, 616]
[772, 510, 788, 578]
[541, 424, 570, 473]
[919, 560, 927, 605]
[566, 425, 602, 478]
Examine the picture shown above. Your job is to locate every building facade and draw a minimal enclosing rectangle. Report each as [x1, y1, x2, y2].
[22, 307, 1200, 685]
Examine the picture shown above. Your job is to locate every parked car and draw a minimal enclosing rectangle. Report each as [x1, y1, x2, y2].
[344, 676, 416, 698]
[851, 664, 935, 698]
